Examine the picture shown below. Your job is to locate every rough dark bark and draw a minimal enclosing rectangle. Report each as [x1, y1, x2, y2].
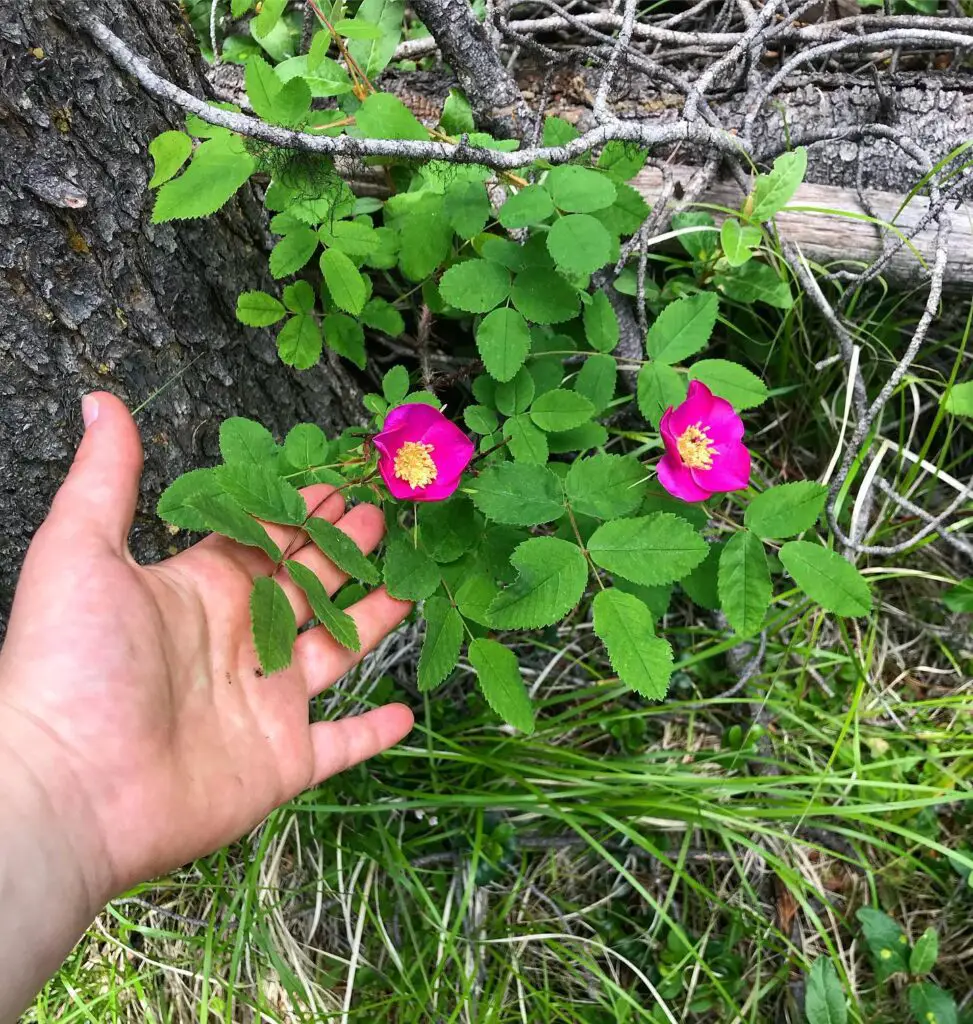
[0, 0, 360, 630]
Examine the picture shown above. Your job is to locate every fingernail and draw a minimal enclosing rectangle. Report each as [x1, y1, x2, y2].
[81, 394, 99, 428]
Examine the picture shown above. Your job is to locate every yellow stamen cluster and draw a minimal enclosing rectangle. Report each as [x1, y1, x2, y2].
[676, 423, 717, 470]
[393, 441, 438, 489]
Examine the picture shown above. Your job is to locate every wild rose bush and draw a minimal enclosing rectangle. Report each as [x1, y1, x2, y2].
[152, 53, 874, 728]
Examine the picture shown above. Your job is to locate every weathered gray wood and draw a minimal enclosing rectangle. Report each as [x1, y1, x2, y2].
[0, 0, 359, 629]
[631, 164, 973, 286]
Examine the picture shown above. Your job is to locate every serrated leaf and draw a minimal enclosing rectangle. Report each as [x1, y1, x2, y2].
[542, 115, 579, 146]
[503, 413, 548, 464]
[909, 928, 939, 976]
[681, 540, 722, 610]
[344, 0, 404, 75]
[439, 260, 510, 314]
[545, 165, 617, 213]
[495, 368, 536, 416]
[470, 462, 564, 526]
[856, 908, 910, 979]
[530, 389, 594, 432]
[719, 260, 793, 309]
[468, 638, 535, 733]
[688, 359, 768, 410]
[382, 365, 410, 404]
[718, 530, 771, 637]
[464, 405, 499, 435]
[283, 279, 316, 314]
[220, 417, 277, 465]
[157, 468, 226, 529]
[417, 595, 464, 692]
[389, 193, 451, 280]
[672, 211, 717, 258]
[355, 91, 427, 140]
[647, 292, 719, 366]
[574, 354, 616, 414]
[597, 140, 648, 180]
[943, 380, 973, 417]
[592, 589, 674, 699]
[244, 55, 281, 121]
[595, 181, 649, 236]
[745, 481, 827, 538]
[546, 214, 613, 275]
[152, 135, 256, 222]
[319, 219, 378, 257]
[276, 52, 354, 97]
[237, 290, 287, 327]
[304, 516, 380, 584]
[488, 537, 588, 629]
[250, 576, 297, 674]
[750, 147, 807, 221]
[323, 312, 366, 368]
[175, 492, 281, 560]
[637, 362, 687, 428]
[417, 497, 479, 563]
[584, 289, 620, 353]
[148, 131, 193, 188]
[384, 537, 441, 600]
[283, 423, 329, 469]
[720, 218, 761, 267]
[805, 958, 847, 1024]
[321, 247, 367, 315]
[476, 308, 531, 383]
[589, 513, 707, 585]
[284, 560, 360, 650]
[547, 422, 608, 453]
[498, 185, 555, 229]
[440, 87, 474, 135]
[363, 297, 405, 336]
[908, 984, 957, 1024]
[444, 179, 489, 238]
[270, 227, 318, 279]
[277, 314, 323, 369]
[943, 579, 973, 612]
[566, 454, 645, 520]
[511, 268, 580, 324]
[780, 541, 872, 616]
[251, 0, 286, 39]
[218, 463, 307, 525]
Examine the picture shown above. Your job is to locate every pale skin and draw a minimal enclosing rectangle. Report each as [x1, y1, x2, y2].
[0, 392, 414, 1021]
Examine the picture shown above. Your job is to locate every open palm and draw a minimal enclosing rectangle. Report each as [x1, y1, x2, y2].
[0, 393, 413, 897]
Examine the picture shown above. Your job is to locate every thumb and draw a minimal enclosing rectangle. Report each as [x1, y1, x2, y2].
[47, 392, 144, 552]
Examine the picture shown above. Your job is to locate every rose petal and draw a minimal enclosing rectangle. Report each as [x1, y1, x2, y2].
[691, 441, 751, 493]
[659, 406, 681, 459]
[657, 451, 714, 503]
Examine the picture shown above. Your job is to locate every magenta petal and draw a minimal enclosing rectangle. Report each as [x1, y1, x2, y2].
[408, 472, 466, 502]
[691, 442, 751, 494]
[659, 407, 681, 460]
[657, 451, 714, 503]
[667, 380, 714, 436]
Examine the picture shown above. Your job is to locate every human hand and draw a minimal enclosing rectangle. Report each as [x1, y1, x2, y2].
[0, 393, 414, 908]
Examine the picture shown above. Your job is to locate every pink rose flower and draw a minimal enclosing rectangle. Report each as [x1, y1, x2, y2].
[657, 381, 751, 503]
[373, 403, 475, 502]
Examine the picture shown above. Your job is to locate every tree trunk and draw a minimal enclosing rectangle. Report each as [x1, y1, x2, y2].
[0, 0, 360, 629]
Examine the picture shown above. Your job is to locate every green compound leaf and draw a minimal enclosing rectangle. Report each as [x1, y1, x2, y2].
[383, 537, 441, 600]
[321, 247, 367, 315]
[324, 312, 365, 369]
[495, 367, 536, 415]
[465, 404, 499, 435]
[476, 307, 531, 383]
[354, 91, 428, 140]
[470, 462, 564, 526]
[745, 481, 827, 539]
[597, 140, 648, 180]
[750, 146, 807, 221]
[444, 179, 490, 239]
[285, 560, 360, 651]
[283, 423, 329, 468]
[544, 165, 617, 213]
[546, 214, 613, 275]
[498, 184, 555, 228]
[157, 468, 225, 530]
[719, 260, 793, 310]
[688, 358, 769, 410]
[804, 958, 847, 1024]
[574, 354, 617, 414]
[250, 576, 297, 674]
[270, 227, 318, 279]
[503, 414, 549, 465]
[584, 289, 620, 353]
[488, 536, 588, 629]
[779, 541, 872, 616]
[681, 540, 722, 610]
[566, 453, 645, 520]
[468, 638, 535, 734]
[282, 279, 316, 314]
[153, 134, 256, 223]
[277, 314, 323, 369]
[592, 589, 674, 699]
[217, 463, 307, 525]
[529, 389, 595, 432]
[219, 416, 277, 465]
[856, 908, 910, 980]
[417, 595, 464, 693]
[363, 298, 405, 337]
[589, 513, 707, 586]
[647, 292, 719, 366]
[718, 529, 772, 637]
[909, 928, 939, 976]
[236, 290, 287, 327]
[304, 516, 380, 584]
[382, 364, 410, 404]
[440, 259, 511, 314]
[907, 984, 957, 1024]
[636, 362, 687, 427]
[417, 497, 479, 563]
[511, 268, 581, 324]
[148, 130, 192, 188]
